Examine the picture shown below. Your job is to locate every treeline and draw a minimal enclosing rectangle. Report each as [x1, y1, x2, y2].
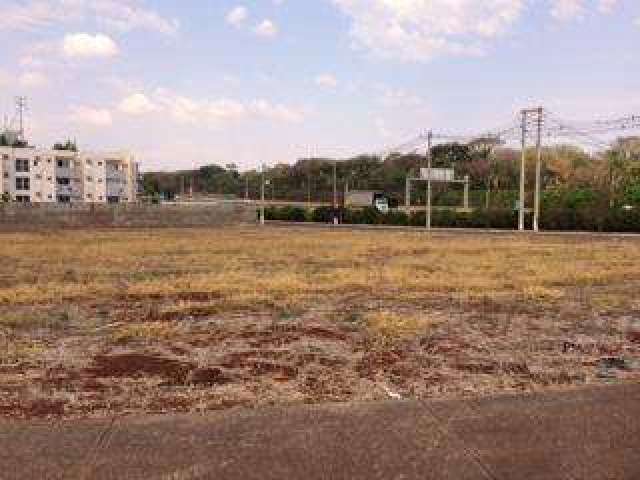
[143, 137, 640, 211]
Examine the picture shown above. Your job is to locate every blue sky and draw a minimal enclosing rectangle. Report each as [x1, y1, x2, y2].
[1, 0, 639, 171]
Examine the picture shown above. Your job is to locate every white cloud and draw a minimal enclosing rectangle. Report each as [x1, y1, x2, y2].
[18, 71, 48, 88]
[315, 74, 338, 89]
[378, 87, 424, 108]
[118, 93, 158, 115]
[129, 88, 304, 127]
[63, 33, 119, 58]
[332, 0, 524, 62]
[550, 0, 584, 21]
[375, 117, 392, 138]
[70, 106, 113, 127]
[250, 100, 304, 123]
[0, 70, 12, 88]
[254, 19, 278, 37]
[598, 0, 618, 14]
[226, 6, 248, 27]
[0, 0, 178, 35]
[92, 0, 179, 34]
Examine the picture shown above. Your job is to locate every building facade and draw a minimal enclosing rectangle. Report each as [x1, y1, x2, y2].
[0, 146, 138, 204]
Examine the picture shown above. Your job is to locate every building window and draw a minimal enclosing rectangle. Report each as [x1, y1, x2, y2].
[87, 193, 93, 200]
[35, 174, 42, 180]
[47, 176, 52, 181]
[87, 176, 93, 182]
[16, 177, 30, 191]
[98, 161, 103, 166]
[57, 195, 71, 203]
[3, 172, 7, 179]
[86, 159, 93, 165]
[56, 177, 70, 186]
[15, 195, 30, 203]
[33, 159, 39, 167]
[15, 159, 29, 173]
[98, 178, 103, 183]
[47, 158, 52, 163]
[47, 194, 52, 199]
[35, 192, 42, 198]
[99, 196, 103, 201]
[2, 155, 8, 161]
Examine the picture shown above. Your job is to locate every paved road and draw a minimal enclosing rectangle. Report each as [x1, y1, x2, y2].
[266, 220, 640, 238]
[1, 384, 639, 479]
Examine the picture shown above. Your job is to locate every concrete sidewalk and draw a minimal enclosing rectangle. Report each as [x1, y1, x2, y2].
[1, 384, 639, 479]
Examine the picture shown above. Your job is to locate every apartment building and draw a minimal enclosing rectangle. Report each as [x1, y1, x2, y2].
[0, 146, 138, 204]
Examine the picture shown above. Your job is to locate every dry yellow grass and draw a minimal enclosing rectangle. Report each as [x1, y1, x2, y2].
[366, 310, 436, 338]
[2, 227, 640, 419]
[111, 322, 180, 344]
[0, 227, 639, 317]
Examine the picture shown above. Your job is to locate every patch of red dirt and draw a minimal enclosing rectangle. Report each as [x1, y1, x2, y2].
[87, 353, 195, 384]
[356, 349, 406, 379]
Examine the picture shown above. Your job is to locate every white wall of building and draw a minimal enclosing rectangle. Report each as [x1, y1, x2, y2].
[0, 146, 138, 204]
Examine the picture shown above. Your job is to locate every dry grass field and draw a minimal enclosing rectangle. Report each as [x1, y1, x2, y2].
[1, 226, 639, 419]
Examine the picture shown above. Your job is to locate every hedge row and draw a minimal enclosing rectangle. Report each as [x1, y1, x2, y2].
[261, 206, 640, 232]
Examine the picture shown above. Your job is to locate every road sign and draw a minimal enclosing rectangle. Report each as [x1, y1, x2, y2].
[420, 168, 455, 182]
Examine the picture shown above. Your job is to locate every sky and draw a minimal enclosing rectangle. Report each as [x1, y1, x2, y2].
[1, 0, 639, 171]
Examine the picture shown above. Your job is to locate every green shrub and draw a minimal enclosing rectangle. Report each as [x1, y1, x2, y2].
[312, 206, 335, 223]
[295, 205, 640, 232]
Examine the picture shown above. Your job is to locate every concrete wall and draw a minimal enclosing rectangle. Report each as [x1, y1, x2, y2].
[0, 202, 256, 230]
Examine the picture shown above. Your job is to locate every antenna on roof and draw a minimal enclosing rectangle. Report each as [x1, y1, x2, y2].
[15, 96, 27, 141]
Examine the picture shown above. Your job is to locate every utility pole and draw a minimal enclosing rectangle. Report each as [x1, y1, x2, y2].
[333, 160, 338, 225]
[463, 175, 470, 210]
[533, 107, 543, 232]
[405, 174, 411, 209]
[307, 169, 311, 208]
[15, 96, 27, 141]
[426, 130, 433, 230]
[245, 176, 249, 201]
[260, 164, 266, 226]
[485, 142, 495, 210]
[307, 148, 312, 208]
[519, 110, 527, 232]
